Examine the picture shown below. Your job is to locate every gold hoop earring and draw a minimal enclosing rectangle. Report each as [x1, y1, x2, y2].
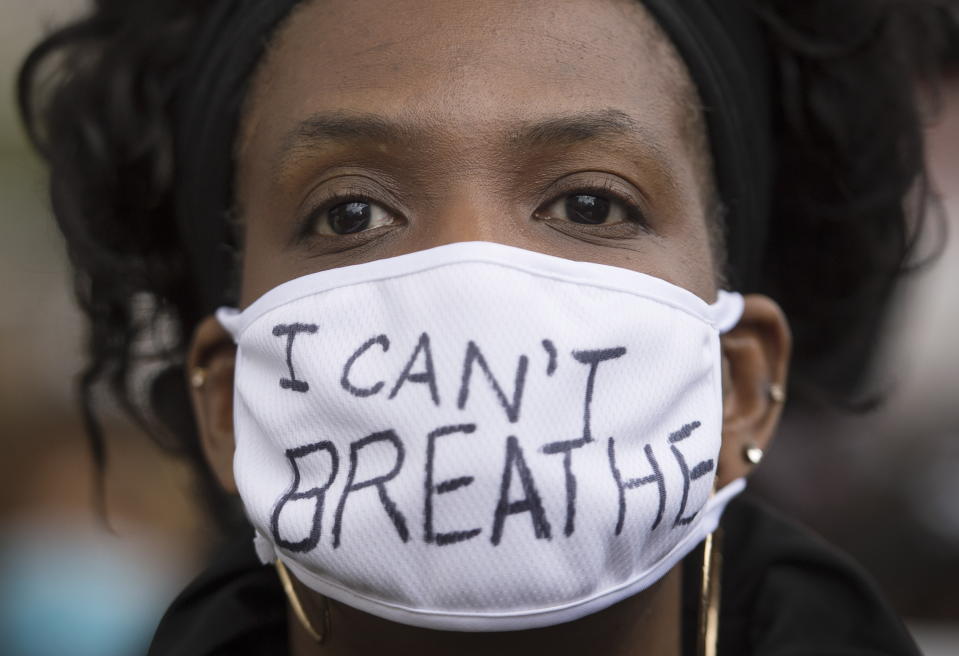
[275, 559, 330, 644]
[697, 528, 723, 656]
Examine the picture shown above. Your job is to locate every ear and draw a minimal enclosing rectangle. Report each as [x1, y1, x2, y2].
[715, 294, 791, 487]
[186, 315, 239, 494]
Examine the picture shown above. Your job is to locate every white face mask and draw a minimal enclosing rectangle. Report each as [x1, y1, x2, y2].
[217, 241, 745, 632]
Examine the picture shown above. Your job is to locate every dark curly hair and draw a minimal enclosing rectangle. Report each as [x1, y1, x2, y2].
[16, 0, 956, 526]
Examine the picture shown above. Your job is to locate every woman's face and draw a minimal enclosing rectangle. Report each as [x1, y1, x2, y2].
[193, 0, 788, 530]
[233, 0, 718, 306]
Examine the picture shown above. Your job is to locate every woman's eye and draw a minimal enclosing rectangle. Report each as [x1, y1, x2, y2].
[540, 193, 633, 225]
[314, 200, 396, 236]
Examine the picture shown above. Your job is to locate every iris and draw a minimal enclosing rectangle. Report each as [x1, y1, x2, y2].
[566, 194, 610, 225]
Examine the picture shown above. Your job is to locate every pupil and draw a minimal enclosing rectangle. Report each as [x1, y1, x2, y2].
[328, 201, 371, 234]
[566, 194, 610, 224]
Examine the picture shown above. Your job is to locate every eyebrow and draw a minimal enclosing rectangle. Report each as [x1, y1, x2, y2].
[274, 108, 663, 176]
[507, 109, 649, 149]
[282, 111, 417, 150]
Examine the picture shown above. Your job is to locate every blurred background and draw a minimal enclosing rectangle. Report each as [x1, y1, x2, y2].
[1, 1, 957, 655]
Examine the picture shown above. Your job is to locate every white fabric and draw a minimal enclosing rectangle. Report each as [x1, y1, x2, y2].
[218, 241, 745, 632]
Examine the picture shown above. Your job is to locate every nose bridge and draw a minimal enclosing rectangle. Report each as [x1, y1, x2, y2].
[417, 182, 526, 250]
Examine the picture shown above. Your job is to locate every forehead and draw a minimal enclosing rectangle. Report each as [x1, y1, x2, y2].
[238, 0, 697, 166]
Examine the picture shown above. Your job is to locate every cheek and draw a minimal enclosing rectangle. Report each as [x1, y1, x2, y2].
[239, 211, 288, 306]
[633, 191, 718, 300]
[671, 183, 720, 298]
[670, 234, 718, 299]
[235, 167, 323, 304]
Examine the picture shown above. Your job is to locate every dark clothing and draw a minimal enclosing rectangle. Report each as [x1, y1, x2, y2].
[150, 497, 920, 655]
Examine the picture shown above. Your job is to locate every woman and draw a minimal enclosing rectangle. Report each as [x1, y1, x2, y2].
[18, 0, 948, 654]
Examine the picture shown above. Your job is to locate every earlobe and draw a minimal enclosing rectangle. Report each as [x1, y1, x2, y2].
[716, 294, 791, 487]
[187, 315, 239, 494]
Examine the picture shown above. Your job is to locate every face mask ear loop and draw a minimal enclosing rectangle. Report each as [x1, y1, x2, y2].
[215, 306, 244, 341]
[711, 291, 745, 334]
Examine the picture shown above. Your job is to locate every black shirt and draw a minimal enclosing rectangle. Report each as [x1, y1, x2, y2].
[149, 497, 920, 655]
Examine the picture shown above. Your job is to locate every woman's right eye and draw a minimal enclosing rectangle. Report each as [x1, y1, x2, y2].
[312, 199, 397, 236]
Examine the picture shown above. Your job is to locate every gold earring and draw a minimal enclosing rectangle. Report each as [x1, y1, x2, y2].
[190, 367, 207, 389]
[743, 443, 764, 465]
[697, 528, 723, 656]
[275, 559, 329, 644]
[768, 382, 786, 404]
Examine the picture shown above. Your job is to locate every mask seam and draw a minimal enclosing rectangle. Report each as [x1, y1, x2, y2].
[221, 260, 734, 340]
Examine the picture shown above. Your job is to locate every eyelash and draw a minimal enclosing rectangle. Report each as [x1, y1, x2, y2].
[535, 181, 649, 226]
[295, 187, 400, 242]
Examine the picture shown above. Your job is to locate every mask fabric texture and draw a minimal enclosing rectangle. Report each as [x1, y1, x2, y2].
[217, 241, 746, 632]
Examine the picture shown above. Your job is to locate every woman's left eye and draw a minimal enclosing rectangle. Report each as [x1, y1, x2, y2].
[313, 199, 396, 236]
[537, 193, 636, 225]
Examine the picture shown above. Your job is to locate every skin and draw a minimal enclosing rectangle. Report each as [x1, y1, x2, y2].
[187, 0, 791, 654]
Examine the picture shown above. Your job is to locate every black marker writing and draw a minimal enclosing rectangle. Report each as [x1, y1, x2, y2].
[541, 339, 558, 376]
[424, 424, 481, 546]
[273, 323, 318, 392]
[541, 438, 588, 537]
[333, 430, 409, 548]
[390, 332, 440, 406]
[271, 441, 339, 552]
[457, 341, 529, 423]
[341, 334, 390, 397]
[571, 347, 626, 442]
[491, 436, 552, 545]
[608, 438, 666, 535]
[668, 421, 712, 527]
